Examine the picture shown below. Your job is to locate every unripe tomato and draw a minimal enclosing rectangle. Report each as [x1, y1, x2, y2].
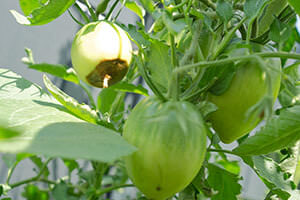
[71, 21, 132, 88]
[207, 54, 281, 144]
[123, 97, 207, 200]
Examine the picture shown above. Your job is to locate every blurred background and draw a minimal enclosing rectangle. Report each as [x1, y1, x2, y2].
[0, 1, 299, 199]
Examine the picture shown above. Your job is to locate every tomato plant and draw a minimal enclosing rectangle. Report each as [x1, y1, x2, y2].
[1, 0, 300, 200]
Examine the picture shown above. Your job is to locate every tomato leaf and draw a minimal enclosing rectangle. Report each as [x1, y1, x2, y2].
[0, 126, 21, 140]
[145, 40, 172, 92]
[279, 62, 300, 107]
[207, 164, 242, 200]
[110, 82, 148, 96]
[121, 0, 145, 24]
[244, 0, 271, 20]
[11, 0, 75, 26]
[43, 74, 99, 124]
[233, 105, 300, 155]
[162, 11, 186, 34]
[288, 0, 300, 16]
[19, 0, 41, 16]
[242, 156, 292, 199]
[216, 0, 233, 24]
[97, 88, 119, 114]
[22, 48, 80, 84]
[138, 0, 155, 14]
[0, 69, 136, 162]
[269, 17, 292, 44]
[22, 185, 49, 200]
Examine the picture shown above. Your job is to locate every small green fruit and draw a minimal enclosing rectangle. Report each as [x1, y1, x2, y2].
[208, 56, 281, 144]
[123, 97, 207, 200]
[71, 21, 132, 88]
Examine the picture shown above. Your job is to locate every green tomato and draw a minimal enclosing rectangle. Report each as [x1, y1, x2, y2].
[71, 21, 132, 88]
[207, 56, 281, 144]
[123, 97, 207, 200]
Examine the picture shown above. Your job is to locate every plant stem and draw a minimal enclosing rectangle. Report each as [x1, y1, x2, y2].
[175, 51, 300, 74]
[83, 0, 98, 21]
[79, 82, 97, 110]
[9, 158, 52, 188]
[168, 33, 179, 100]
[6, 162, 18, 185]
[136, 53, 167, 102]
[95, 184, 134, 196]
[105, 0, 119, 20]
[74, 2, 90, 23]
[68, 9, 84, 26]
[256, 52, 300, 60]
[199, 0, 216, 10]
[207, 148, 238, 156]
[211, 17, 247, 60]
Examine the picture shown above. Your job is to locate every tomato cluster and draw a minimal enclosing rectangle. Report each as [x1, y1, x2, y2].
[71, 22, 282, 199]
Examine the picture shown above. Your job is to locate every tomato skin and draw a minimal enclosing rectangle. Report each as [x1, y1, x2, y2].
[207, 58, 281, 144]
[123, 97, 207, 200]
[71, 21, 132, 88]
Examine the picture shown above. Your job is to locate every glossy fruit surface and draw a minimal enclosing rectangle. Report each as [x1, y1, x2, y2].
[123, 97, 207, 200]
[71, 21, 132, 88]
[208, 55, 281, 144]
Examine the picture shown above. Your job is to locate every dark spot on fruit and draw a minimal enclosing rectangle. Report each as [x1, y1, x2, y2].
[86, 59, 128, 88]
[156, 186, 161, 191]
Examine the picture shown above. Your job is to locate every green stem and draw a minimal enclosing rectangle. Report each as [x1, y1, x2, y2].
[137, 53, 167, 102]
[207, 148, 238, 156]
[83, 0, 98, 21]
[199, 0, 216, 10]
[211, 17, 247, 60]
[9, 158, 52, 188]
[105, 0, 119, 20]
[246, 18, 255, 45]
[168, 34, 179, 100]
[175, 51, 300, 74]
[74, 2, 90, 23]
[256, 52, 300, 60]
[79, 82, 97, 110]
[68, 9, 84, 26]
[173, 0, 188, 10]
[6, 162, 18, 185]
[96, 184, 134, 196]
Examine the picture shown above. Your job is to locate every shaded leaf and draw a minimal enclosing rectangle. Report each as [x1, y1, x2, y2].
[216, 0, 233, 24]
[145, 40, 172, 92]
[162, 11, 186, 34]
[244, 0, 271, 20]
[207, 164, 242, 200]
[243, 156, 292, 199]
